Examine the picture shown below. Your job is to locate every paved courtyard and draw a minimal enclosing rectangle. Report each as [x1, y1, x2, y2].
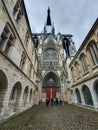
[0, 103, 98, 130]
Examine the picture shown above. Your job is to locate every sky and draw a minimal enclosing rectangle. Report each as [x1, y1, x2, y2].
[24, 0, 98, 50]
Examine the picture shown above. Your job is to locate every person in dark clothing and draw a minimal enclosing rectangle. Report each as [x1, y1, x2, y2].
[56, 98, 58, 105]
[60, 99, 62, 104]
[46, 98, 49, 106]
[51, 98, 53, 105]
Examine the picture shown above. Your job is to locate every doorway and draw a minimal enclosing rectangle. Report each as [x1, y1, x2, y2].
[46, 87, 56, 100]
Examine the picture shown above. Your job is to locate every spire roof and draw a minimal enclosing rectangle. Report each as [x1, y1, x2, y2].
[46, 7, 51, 26]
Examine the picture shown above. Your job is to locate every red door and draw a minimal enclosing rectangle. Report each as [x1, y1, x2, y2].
[46, 87, 56, 99]
[46, 87, 50, 100]
[52, 87, 56, 98]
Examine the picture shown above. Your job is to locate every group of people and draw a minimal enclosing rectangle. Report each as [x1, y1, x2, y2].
[46, 98, 62, 106]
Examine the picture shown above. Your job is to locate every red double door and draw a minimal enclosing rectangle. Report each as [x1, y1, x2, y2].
[46, 87, 56, 100]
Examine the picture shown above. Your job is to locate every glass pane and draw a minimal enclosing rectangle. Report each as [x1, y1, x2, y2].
[0, 36, 2, 45]
[92, 45, 98, 64]
[76, 89, 81, 103]
[95, 82, 98, 97]
[4, 42, 11, 54]
[83, 86, 93, 106]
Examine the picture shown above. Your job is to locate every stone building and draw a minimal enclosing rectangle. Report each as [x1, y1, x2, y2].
[0, 0, 41, 120]
[0, 0, 98, 122]
[32, 8, 76, 102]
[68, 18, 98, 110]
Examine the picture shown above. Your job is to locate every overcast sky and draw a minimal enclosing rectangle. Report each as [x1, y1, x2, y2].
[24, 0, 98, 50]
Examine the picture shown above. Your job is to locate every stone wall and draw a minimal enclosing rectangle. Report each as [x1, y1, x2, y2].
[0, 0, 41, 120]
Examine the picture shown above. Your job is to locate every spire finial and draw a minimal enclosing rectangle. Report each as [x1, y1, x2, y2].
[48, 7, 50, 14]
[46, 7, 51, 26]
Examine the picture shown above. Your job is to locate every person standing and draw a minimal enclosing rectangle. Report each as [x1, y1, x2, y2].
[46, 98, 49, 106]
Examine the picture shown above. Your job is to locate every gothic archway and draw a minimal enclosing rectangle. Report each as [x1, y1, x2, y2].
[42, 72, 61, 99]
[9, 81, 22, 112]
[82, 85, 93, 106]
[75, 88, 82, 103]
[29, 88, 33, 104]
[93, 80, 98, 100]
[23, 86, 29, 107]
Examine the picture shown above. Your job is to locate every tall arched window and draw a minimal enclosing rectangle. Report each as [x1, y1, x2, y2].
[75, 88, 82, 103]
[0, 23, 15, 55]
[75, 62, 80, 79]
[23, 86, 29, 107]
[29, 89, 33, 104]
[82, 85, 93, 106]
[94, 80, 98, 99]
[43, 48, 59, 69]
[87, 41, 98, 66]
[9, 82, 22, 112]
[80, 54, 88, 73]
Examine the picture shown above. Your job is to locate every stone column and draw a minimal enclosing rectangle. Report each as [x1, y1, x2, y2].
[79, 89, 85, 105]
[90, 87, 98, 110]
[1, 87, 12, 116]
[73, 89, 77, 104]
[23, 58, 28, 75]
[18, 89, 24, 111]
[27, 89, 30, 108]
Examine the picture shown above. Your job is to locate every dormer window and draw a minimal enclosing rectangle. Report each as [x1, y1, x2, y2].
[0, 23, 15, 55]
[13, 1, 23, 23]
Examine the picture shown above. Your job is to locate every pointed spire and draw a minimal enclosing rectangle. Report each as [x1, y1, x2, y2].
[46, 7, 51, 26]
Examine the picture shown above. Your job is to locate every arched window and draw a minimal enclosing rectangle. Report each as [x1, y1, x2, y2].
[23, 86, 29, 107]
[29, 89, 33, 104]
[75, 88, 82, 103]
[43, 49, 58, 69]
[0, 23, 15, 55]
[9, 82, 22, 112]
[87, 41, 98, 66]
[82, 85, 93, 106]
[80, 54, 88, 73]
[75, 62, 80, 79]
[94, 80, 98, 98]
[43, 49, 58, 60]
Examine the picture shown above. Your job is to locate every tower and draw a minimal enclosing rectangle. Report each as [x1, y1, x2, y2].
[32, 8, 76, 102]
[43, 7, 55, 35]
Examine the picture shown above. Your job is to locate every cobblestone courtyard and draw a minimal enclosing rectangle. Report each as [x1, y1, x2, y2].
[0, 103, 98, 130]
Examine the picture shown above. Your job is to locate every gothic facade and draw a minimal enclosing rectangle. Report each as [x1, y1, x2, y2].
[32, 8, 76, 102]
[0, 0, 98, 122]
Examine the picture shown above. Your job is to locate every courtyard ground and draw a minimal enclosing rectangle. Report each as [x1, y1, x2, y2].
[0, 103, 98, 130]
